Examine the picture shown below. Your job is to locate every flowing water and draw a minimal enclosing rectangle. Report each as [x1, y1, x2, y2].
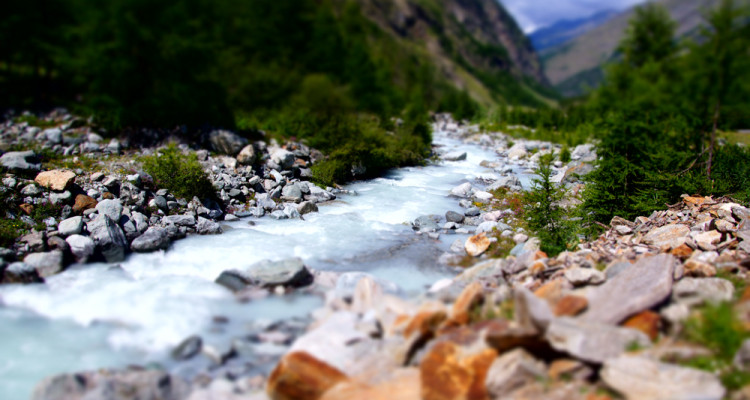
[0, 129, 532, 399]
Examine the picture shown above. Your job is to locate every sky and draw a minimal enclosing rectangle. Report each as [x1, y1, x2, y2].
[499, 0, 648, 33]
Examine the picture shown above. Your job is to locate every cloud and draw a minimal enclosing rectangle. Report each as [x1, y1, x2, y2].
[499, 0, 648, 32]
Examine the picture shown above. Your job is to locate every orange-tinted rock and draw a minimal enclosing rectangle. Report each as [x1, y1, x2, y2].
[73, 194, 98, 214]
[684, 259, 717, 277]
[35, 170, 76, 191]
[420, 341, 497, 400]
[321, 369, 420, 400]
[101, 192, 115, 200]
[622, 311, 661, 341]
[554, 295, 588, 317]
[741, 286, 750, 303]
[267, 352, 348, 400]
[534, 279, 564, 304]
[683, 196, 715, 207]
[671, 243, 694, 259]
[465, 233, 491, 257]
[19, 203, 34, 215]
[404, 310, 447, 338]
[448, 282, 484, 326]
[548, 359, 587, 381]
[483, 319, 542, 354]
[529, 260, 547, 275]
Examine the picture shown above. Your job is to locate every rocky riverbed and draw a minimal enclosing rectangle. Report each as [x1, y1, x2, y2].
[5, 111, 749, 400]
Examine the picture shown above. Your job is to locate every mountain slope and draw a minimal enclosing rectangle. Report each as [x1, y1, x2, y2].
[541, 0, 721, 97]
[530, 9, 619, 52]
[356, 0, 553, 107]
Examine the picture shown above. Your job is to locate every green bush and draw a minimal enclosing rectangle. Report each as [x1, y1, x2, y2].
[559, 145, 571, 163]
[141, 145, 215, 200]
[0, 219, 27, 248]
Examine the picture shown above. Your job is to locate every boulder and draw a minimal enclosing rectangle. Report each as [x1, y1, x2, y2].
[450, 182, 474, 198]
[35, 170, 76, 191]
[296, 201, 319, 215]
[90, 216, 129, 263]
[564, 268, 605, 287]
[215, 270, 253, 292]
[236, 144, 258, 165]
[443, 151, 467, 161]
[209, 130, 248, 156]
[95, 199, 123, 222]
[672, 277, 734, 307]
[545, 317, 651, 364]
[0, 150, 41, 173]
[24, 250, 64, 278]
[3, 262, 43, 284]
[73, 194, 97, 214]
[164, 215, 196, 227]
[580, 254, 676, 325]
[445, 211, 465, 223]
[643, 224, 690, 249]
[196, 217, 223, 235]
[245, 258, 313, 288]
[267, 352, 347, 400]
[31, 369, 191, 400]
[131, 228, 170, 253]
[485, 349, 546, 397]
[65, 235, 95, 263]
[271, 149, 295, 170]
[465, 232, 491, 257]
[601, 356, 725, 400]
[57, 216, 83, 236]
[282, 184, 303, 202]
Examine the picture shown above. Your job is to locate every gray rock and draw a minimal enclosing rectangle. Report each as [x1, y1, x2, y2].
[172, 335, 202, 361]
[2, 177, 17, 187]
[465, 207, 481, 217]
[485, 349, 547, 397]
[245, 258, 313, 288]
[601, 356, 725, 400]
[571, 144, 597, 162]
[66, 235, 95, 263]
[445, 211, 465, 223]
[131, 212, 149, 233]
[131, 228, 170, 253]
[643, 224, 690, 249]
[90, 216, 129, 263]
[106, 139, 121, 154]
[413, 215, 440, 232]
[306, 185, 335, 202]
[24, 251, 64, 278]
[476, 221, 497, 234]
[152, 196, 168, 211]
[281, 184, 303, 202]
[581, 254, 677, 325]
[3, 262, 43, 284]
[21, 184, 42, 196]
[43, 128, 63, 144]
[450, 182, 473, 198]
[604, 261, 632, 280]
[443, 151, 467, 161]
[58, 216, 83, 236]
[20, 231, 47, 252]
[215, 270, 253, 292]
[49, 190, 72, 205]
[672, 277, 734, 307]
[209, 130, 248, 156]
[31, 369, 190, 400]
[95, 199, 123, 222]
[296, 201, 318, 215]
[564, 268, 606, 286]
[196, 217, 222, 235]
[514, 287, 554, 331]
[164, 215, 196, 227]
[546, 317, 651, 364]
[270, 149, 295, 170]
[0, 151, 41, 172]
[224, 214, 239, 222]
[236, 144, 257, 165]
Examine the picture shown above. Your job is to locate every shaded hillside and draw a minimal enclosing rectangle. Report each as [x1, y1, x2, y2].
[541, 0, 722, 97]
[530, 9, 618, 52]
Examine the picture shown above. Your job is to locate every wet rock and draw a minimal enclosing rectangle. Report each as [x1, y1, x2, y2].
[57, 216, 83, 236]
[215, 270, 253, 292]
[209, 130, 248, 156]
[545, 317, 651, 363]
[443, 151, 467, 161]
[485, 349, 546, 397]
[164, 214, 196, 227]
[245, 258, 313, 288]
[172, 335, 203, 361]
[643, 224, 690, 249]
[601, 356, 725, 400]
[296, 201, 318, 215]
[24, 250, 64, 278]
[445, 211, 464, 223]
[73, 194, 97, 214]
[3, 262, 43, 284]
[581, 254, 676, 325]
[95, 199, 123, 222]
[281, 184, 303, 202]
[0, 150, 41, 173]
[465, 232, 491, 257]
[334, 272, 399, 299]
[131, 227, 170, 253]
[35, 170, 76, 191]
[90, 216, 129, 263]
[267, 352, 347, 400]
[672, 277, 734, 307]
[65, 235, 95, 263]
[31, 369, 191, 400]
[413, 215, 440, 232]
[196, 217, 223, 235]
[450, 182, 473, 198]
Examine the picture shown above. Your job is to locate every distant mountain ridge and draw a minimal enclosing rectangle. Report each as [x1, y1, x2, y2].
[541, 0, 723, 97]
[530, 9, 619, 52]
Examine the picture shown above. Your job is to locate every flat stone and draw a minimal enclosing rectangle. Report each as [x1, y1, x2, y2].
[580, 254, 676, 325]
[31, 369, 191, 400]
[164, 215, 196, 227]
[564, 268, 605, 286]
[0, 150, 41, 173]
[485, 349, 546, 397]
[514, 287, 554, 331]
[545, 317, 651, 364]
[66, 234, 95, 263]
[692, 230, 722, 251]
[601, 356, 725, 400]
[49, 191, 72, 205]
[672, 277, 734, 307]
[643, 224, 689, 249]
[131, 227, 170, 252]
[57, 216, 83, 236]
[443, 151, 467, 161]
[35, 170, 76, 191]
[245, 258, 313, 288]
[24, 251, 64, 278]
[450, 182, 473, 198]
[95, 199, 123, 222]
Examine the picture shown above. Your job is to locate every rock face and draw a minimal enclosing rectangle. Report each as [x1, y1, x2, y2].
[90, 216, 129, 263]
[131, 227, 170, 253]
[245, 258, 313, 288]
[0, 150, 41, 173]
[601, 356, 725, 400]
[545, 317, 651, 363]
[209, 130, 248, 156]
[34, 170, 76, 191]
[196, 217, 223, 235]
[581, 254, 677, 324]
[31, 369, 191, 400]
[66, 235, 95, 263]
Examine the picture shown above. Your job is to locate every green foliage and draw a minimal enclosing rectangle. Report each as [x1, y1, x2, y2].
[438, 87, 481, 122]
[0, 219, 27, 248]
[141, 145, 215, 200]
[559, 145, 571, 163]
[685, 302, 748, 362]
[525, 153, 576, 256]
